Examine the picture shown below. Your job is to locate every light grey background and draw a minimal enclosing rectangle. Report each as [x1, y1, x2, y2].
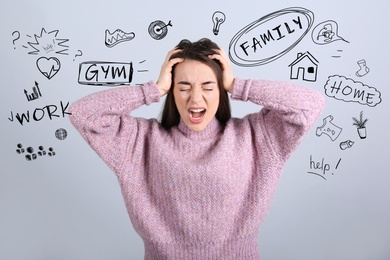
[1, 1, 389, 259]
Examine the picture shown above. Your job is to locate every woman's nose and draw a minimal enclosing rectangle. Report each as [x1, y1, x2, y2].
[190, 88, 203, 103]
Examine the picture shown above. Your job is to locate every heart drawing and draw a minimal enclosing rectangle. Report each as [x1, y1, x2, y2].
[36, 57, 61, 79]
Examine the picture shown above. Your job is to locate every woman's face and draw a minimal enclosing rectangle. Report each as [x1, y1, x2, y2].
[173, 59, 220, 132]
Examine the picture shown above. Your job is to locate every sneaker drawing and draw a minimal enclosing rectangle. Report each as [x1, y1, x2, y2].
[105, 29, 135, 48]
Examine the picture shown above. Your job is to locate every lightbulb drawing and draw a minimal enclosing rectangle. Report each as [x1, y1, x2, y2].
[212, 11, 226, 35]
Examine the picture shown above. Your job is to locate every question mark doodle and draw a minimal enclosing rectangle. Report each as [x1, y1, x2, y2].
[73, 50, 83, 61]
[12, 31, 20, 49]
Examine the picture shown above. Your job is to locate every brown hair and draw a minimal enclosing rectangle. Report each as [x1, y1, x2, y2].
[160, 38, 231, 129]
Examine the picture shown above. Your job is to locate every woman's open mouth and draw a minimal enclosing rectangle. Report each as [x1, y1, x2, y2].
[188, 108, 206, 124]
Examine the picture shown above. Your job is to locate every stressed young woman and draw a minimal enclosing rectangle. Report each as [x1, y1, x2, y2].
[69, 38, 324, 260]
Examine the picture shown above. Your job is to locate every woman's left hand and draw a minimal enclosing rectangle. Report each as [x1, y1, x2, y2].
[209, 48, 235, 93]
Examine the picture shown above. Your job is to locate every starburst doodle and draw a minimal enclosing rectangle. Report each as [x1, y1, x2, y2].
[27, 28, 69, 55]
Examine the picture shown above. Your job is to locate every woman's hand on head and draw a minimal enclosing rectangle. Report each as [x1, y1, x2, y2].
[156, 49, 184, 97]
[209, 48, 235, 93]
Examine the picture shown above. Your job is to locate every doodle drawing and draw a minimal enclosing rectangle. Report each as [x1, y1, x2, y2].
[289, 51, 319, 82]
[352, 111, 368, 139]
[137, 60, 148, 73]
[331, 49, 343, 58]
[148, 20, 172, 40]
[356, 59, 370, 77]
[16, 143, 25, 154]
[308, 155, 342, 180]
[229, 7, 314, 67]
[26, 28, 69, 55]
[12, 31, 20, 49]
[105, 29, 135, 48]
[25, 81, 42, 101]
[339, 140, 354, 150]
[16, 143, 56, 161]
[36, 57, 61, 80]
[55, 128, 68, 140]
[212, 11, 226, 35]
[316, 115, 342, 141]
[324, 75, 382, 107]
[311, 20, 349, 45]
[73, 50, 83, 61]
[8, 101, 71, 126]
[78, 61, 133, 86]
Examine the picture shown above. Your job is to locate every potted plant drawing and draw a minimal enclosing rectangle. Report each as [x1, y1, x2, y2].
[352, 111, 368, 139]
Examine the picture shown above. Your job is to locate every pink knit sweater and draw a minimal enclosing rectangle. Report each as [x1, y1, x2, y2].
[69, 78, 324, 259]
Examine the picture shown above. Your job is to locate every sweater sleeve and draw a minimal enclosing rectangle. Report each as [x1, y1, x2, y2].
[231, 78, 325, 162]
[69, 81, 160, 174]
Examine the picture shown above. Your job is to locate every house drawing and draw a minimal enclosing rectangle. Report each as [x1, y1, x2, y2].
[289, 51, 319, 82]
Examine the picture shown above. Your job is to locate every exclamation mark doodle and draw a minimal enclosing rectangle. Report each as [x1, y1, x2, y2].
[334, 158, 342, 175]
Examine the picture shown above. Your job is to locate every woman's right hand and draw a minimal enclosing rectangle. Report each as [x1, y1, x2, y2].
[156, 49, 184, 97]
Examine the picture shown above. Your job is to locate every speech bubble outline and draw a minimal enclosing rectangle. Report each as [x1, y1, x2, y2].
[228, 7, 314, 67]
[324, 75, 382, 107]
[311, 20, 349, 45]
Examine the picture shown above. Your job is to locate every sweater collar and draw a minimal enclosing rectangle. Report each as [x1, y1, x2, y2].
[177, 117, 222, 139]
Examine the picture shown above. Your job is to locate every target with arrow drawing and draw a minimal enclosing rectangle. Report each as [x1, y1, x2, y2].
[148, 20, 172, 40]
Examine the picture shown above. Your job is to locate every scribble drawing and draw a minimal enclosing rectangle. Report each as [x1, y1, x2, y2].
[289, 51, 319, 82]
[78, 61, 133, 86]
[316, 115, 342, 141]
[356, 59, 370, 77]
[352, 111, 368, 139]
[36, 57, 61, 79]
[212, 11, 226, 35]
[324, 75, 381, 107]
[339, 140, 354, 150]
[311, 20, 349, 45]
[27, 28, 69, 55]
[229, 7, 314, 67]
[148, 20, 172, 40]
[25, 81, 42, 101]
[16, 143, 55, 161]
[105, 29, 135, 48]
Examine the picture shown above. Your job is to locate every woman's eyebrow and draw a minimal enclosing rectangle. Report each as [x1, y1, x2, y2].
[202, 81, 216, 85]
[176, 80, 216, 85]
[177, 81, 191, 85]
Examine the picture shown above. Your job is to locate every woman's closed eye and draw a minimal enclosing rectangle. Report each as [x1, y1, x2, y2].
[202, 81, 216, 91]
[177, 81, 191, 92]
